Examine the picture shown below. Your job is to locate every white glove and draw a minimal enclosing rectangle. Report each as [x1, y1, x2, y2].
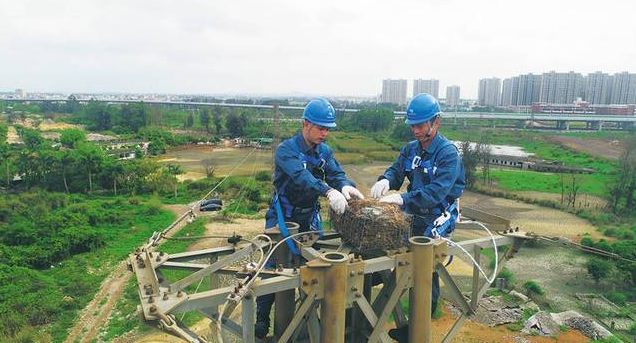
[379, 193, 404, 206]
[370, 179, 390, 198]
[327, 189, 348, 214]
[341, 185, 365, 200]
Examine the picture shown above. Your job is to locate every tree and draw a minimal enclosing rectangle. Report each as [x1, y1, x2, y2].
[59, 129, 86, 148]
[20, 129, 43, 150]
[477, 134, 491, 186]
[226, 111, 247, 138]
[200, 109, 211, 133]
[459, 141, 480, 188]
[212, 107, 223, 134]
[607, 134, 636, 214]
[119, 103, 149, 133]
[100, 158, 124, 195]
[167, 164, 183, 197]
[186, 112, 195, 128]
[73, 144, 106, 193]
[586, 257, 613, 287]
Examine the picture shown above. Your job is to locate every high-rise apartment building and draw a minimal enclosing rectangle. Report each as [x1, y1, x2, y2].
[413, 79, 439, 98]
[501, 77, 519, 106]
[478, 78, 501, 106]
[539, 71, 584, 104]
[609, 72, 636, 104]
[585, 72, 612, 104]
[445, 86, 461, 107]
[515, 73, 542, 106]
[381, 79, 408, 105]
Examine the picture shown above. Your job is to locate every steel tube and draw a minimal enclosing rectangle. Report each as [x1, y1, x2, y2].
[319, 251, 349, 343]
[273, 222, 299, 338]
[408, 236, 434, 343]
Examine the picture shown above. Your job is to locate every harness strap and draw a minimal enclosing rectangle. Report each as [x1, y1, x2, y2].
[273, 194, 300, 255]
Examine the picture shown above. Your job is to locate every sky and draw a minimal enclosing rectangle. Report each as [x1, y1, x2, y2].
[1, 0, 636, 98]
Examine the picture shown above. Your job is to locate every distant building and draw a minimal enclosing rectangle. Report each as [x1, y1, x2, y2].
[531, 102, 635, 116]
[445, 85, 461, 107]
[478, 78, 501, 106]
[539, 71, 584, 104]
[14, 89, 26, 98]
[609, 72, 636, 104]
[517, 73, 542, 106]
[501, 77, 518, 106]
[585, 72, 612, 104]
[381, 79, 407, 105]
[413, 79, 439, 98]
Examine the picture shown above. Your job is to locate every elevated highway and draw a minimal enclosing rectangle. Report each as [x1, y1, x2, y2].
[6, 98, 636, 130]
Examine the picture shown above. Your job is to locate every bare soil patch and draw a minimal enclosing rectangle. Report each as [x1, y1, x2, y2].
[549, 136, 624, 160]
[461, 191, 604, 240]
[6, 125, 21, 144]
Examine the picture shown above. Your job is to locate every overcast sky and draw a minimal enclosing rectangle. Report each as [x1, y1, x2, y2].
[1, 0, 635, 98]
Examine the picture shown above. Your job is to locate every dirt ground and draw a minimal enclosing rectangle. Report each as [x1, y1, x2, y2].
[549, 135, 624, 160]
[6, 125, 21, 144]
[39, 119, 83, 131]
[431, 305, 591, 343]
[460, 191, 604, 240]
[157, 146, 272, 178]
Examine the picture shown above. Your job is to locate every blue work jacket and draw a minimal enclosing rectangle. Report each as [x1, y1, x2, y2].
[273, 133, 354, 209]
[380, 133, 465, 217]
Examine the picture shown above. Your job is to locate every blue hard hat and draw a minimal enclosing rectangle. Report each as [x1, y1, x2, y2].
[302, 98, 337, 128]
[405, 93, 441, 125]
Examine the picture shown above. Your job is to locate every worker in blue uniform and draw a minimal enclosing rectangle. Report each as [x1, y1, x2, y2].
[255, 98, 364, 339]
[370, 93, 465, 342]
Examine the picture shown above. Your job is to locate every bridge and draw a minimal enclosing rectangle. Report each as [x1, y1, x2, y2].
[5, 98, 636, 130]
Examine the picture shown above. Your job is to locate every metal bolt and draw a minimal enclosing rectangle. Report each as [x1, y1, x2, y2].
[148, 296, 154, 304]
[163, 292, 169, 301]
[238, 282, 243, 289]
[311, 278, 318, 285]
[357, 271, 363, 275]
[351, 286, 358, 292]
[349, 271, 356, 277]
[177, 291, 183, 298]
[150, 305, 157, 312]
[355, 292, 362, 298]
[302, 281, 309, 286]
[229, 293, 235, 298]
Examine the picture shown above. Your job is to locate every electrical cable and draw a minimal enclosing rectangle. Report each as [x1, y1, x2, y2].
[438, 220, 499, 284]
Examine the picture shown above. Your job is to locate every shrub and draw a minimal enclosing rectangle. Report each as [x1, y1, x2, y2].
[605, 292, 627, 306]
[580, 236, 594, 247]
[497, 267, 515, 284]
[523, 280, 545, 295]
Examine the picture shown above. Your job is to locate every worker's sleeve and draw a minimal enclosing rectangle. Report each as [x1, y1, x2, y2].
[276, 143, 331, 196]
[401, 146, 461, 210]
[324, 149, 355, 191]
[381, 146, 408, 190]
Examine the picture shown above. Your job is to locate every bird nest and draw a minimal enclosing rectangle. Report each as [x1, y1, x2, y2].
[330, 199, 411, 251]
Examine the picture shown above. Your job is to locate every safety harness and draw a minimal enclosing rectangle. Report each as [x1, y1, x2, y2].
[271, 139, 328, 255]
[404, 141, 460, 238]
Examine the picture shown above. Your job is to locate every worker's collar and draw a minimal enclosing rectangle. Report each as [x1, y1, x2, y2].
[295, 132, 319, 154]
[421, 133, 442, 154]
